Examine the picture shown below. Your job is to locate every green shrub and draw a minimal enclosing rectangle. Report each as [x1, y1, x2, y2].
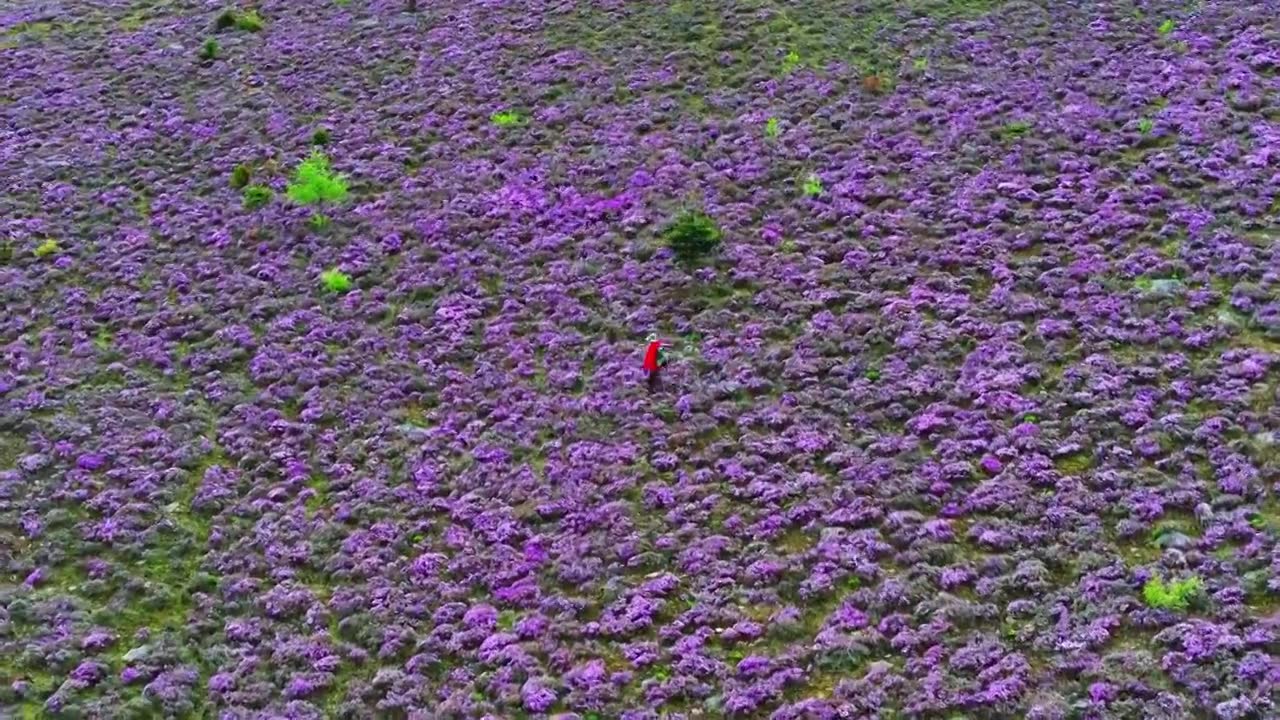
[215, 8, 264, 31]
[1142, 575, 1203, 611]
[230, 163, 252, 189]
[1137, 117, 1154, 135]
[802, 173, 823, 197]
[242, 184, 273, 210]
[320, 268, 352, 293]
[490, 110, 523, 127]
[311, 128, 330, 146]
[764, 117, 780, 140]
[286, 150, 348, 206]
[34, 239, 59, 258]
[1000, 121, 1031, 139]
[235, 9, 264, 32]
[214, 9, 237, 30]
[199, 38, 219, 61]
[1157, 19, 1175, 35]
[663, 209, 722, 264]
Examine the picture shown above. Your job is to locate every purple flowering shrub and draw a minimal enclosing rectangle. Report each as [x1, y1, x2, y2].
[2, 0, 1280, 717]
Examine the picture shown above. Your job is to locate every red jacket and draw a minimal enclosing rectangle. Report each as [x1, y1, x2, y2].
[643, 340, 663, 373]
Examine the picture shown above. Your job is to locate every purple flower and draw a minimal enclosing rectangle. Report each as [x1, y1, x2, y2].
[521, 678, 557, 712]
[208, 673, 234, 693]
[76, 453, 107, 471]
[1087, 682, 1114, 704]
[70, 661, 105, 687]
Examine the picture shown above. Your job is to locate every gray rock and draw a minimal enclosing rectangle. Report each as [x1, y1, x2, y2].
[1144, 278, 1184, 297]
[1216, 308, 1246, 327]
[1194, 503, 1213, 525]
[1154, 531, 1194, 550]
[396, 423, 429, 439]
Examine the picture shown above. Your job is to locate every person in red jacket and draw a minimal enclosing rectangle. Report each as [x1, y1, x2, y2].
[643, 333, 669, 391]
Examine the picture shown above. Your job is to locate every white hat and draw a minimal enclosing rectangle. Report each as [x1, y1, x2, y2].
[645, 333, 658, 342]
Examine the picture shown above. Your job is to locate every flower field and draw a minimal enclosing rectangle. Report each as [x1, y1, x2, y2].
[2, 0, 1279, 717]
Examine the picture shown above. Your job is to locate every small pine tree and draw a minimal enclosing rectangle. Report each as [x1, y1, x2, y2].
[286, 150, 348, 229]
[663, 208, 722, 265]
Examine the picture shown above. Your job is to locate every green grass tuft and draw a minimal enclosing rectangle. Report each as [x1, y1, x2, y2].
[242, 184, 273, 210]
[764, 117, 781, 140]
[34, 239, 59, 258]
[1142, 575, 1203, 611]
[312, 128, 330, 146]
[1137, 117, 1154, 134]
[782, 49, 802, 74]
[1157, 19, 1175, 35]
[321, 268, 353, 293]
[1000, 121, 1031, 139]
[490, 109, 523, 127]
[802, 173, 823, 197]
